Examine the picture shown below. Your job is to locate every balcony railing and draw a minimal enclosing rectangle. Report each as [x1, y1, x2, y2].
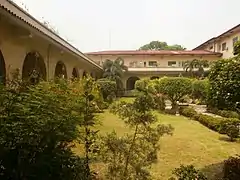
[127, 67, 210, 72]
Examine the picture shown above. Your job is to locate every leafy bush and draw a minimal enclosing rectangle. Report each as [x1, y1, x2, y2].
[192, 79, 209, 104]
[171, 165, 207, 180]
[97, 78, 116, 102]
[153, 93, 166, 111]
[156, 77, 192, 110]
[219, 119, 240, 141]
[208, 108, 240, 119]
[100, 93, 174, 179]
[179, 106, 197, 118]
[223, 155, 240, 180]
[0, 80, 88, 180]
[208, 57, 240, 111]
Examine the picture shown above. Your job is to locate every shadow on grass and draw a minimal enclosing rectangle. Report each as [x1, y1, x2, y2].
[218, 136, 240, 143]
[201, 162, 224, 180]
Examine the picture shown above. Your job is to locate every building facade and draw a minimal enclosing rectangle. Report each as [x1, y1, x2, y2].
[194, 24, 240, 59]
[86, 50, 221, 90]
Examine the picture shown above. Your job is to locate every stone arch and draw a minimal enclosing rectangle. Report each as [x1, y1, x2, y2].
[126, 76, 140, 90]
[150, 76, 159, 80]
[0, 50, 6, 85]
[22, 51, 46, 83]
[54, 61, 67, 79]
[72, 67, 79, 78]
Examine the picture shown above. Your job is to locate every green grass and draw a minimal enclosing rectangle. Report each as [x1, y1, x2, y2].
[94, 108, 240, 179]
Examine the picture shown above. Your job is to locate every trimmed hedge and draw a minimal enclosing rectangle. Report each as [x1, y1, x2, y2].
[180, 107, 240, 140]
[208, 108, 240, 119]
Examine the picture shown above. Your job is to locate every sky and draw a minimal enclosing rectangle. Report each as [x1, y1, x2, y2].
[14, 0, 240, 52]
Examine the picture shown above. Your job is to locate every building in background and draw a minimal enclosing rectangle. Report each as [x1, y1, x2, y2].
[86, 50, 221, 90]
[193, 24, 240, 59]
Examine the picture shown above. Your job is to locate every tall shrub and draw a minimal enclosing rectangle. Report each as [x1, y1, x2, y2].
[99, 93, 173, 179]
[192, 79, 209, 103]
[208, 57, 240, 110]
[156, 77, 192, 110]
[0, 79, 88, 180]
[97, 78, 116, 102]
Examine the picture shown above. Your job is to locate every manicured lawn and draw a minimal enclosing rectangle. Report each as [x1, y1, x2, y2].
[93, 107, 240, 179]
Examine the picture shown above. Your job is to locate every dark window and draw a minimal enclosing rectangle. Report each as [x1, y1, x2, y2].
[148, 61, 157, 67]
[209, 46, 213, 50]
[222, 42, 227, 51]
[168, 61, 177, 67]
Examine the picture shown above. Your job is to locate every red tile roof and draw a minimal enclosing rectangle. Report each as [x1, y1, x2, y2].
[86, 50, 222, 56]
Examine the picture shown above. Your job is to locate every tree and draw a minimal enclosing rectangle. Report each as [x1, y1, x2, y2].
[156, 77, 192, 110]
[183, 59, 209, 78]
[233, 40, 240, 56]
[139, 41, 185, 50]
[0, 78, 88, 179]
[208, 57, 240, 110]
[97, 78, 117, 102]
[102, 57, 128, 91]
[99, 93, 173, 180]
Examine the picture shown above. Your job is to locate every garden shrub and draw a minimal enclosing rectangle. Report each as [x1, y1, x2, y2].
[192, 79, 209, 104]
[219, 118, 240, 141]
[208, 108, 240, 119]
[223, 155, 240, 180]
[179, 106, 197, 118]
[208, 57, 240, 111]
[97, 78, 117, 102]
[156, 77, 192, 111]
[171, 165, 207, 180]
[0, 80, 88, 180]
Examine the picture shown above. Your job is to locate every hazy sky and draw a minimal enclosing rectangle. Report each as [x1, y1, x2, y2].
[14, 0, 240, 52]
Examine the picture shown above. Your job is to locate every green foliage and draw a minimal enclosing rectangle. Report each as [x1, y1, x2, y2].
[223, 155, 240, 180]
[183, 59, 209, 78]
[0, 79, 88, 180]
[208, 108, 240, 119]
[233, 40, 240, 56]
[219, 119, 240, 141]
[99, 93, 174, 180]
[97, 78, 116, 102]
[102, 57, 128, 92]
[135, 78, 165, 111]
[139, 41, 185, 50]
[208, 57, 240, 110]
[170, 165, 207, 180]
[156, 77, 192, 109]
[179, 106, 197, 118]
[76, 75, 101, 178]
[192, 79, 209, 104]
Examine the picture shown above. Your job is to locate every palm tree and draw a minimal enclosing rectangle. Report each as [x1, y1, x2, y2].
[102, 57, 128, 91]
[183, 59, 209, 78]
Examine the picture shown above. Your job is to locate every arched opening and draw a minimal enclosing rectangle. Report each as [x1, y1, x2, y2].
[150, 76, 159, 80]
[22, 51, 46, 84]
[54, 61, 67, 79]
[82, 71, 87, 78]
[126, 76, 140, 90]
[0, 50, 6, 85]
[72, 67, 79, 79]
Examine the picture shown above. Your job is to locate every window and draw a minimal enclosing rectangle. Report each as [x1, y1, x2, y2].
[233, 37, 238, 46]
[209, 46, 213, 50]
[148, 61, 157, 67]
[222, 42, 227, 51]
[168, 61, 177, 67]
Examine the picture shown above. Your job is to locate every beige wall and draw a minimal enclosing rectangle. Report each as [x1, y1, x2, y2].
[201, 31, 240, 59]
[88, 54, 219, 68]
[0, 14, 101, 81]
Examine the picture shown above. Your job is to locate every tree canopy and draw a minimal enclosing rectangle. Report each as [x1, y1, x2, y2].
[139, 41, 186, 51]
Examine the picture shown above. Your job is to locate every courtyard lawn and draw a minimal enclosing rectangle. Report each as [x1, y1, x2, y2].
[93, 108, 240, 180]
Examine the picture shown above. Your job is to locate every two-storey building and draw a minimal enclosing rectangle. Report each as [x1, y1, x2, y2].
[194, 24, 240, 59]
